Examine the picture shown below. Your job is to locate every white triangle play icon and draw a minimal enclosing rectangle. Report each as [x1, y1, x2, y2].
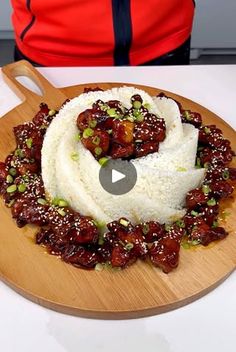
[112, 169, 126, 183]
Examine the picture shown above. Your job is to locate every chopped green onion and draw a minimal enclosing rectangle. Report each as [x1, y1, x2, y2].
[191, 210, 199, 217]
[98, 233, 105, 245]
[14, 149, 24, 158]
[202, 184, 211, 195]
[165, 224, 171, 232]
[98, 157, 108, 167]
[75, 133, 81, 141]
[71, 152, 79, 161]
[207, 198, 216, 206]
[125, 243, 134, 251]
[133, 109, 140, 117]
[107, 129, 113, 135]
[6, 184, 17, 193]
[9, 168, 17, 176]
[183, 111, 192, 121]
[177, 167, 187, 172]
[142, 223, 150, 235]
[49, 109, 56, 116]
[89, 119, 97, 128]
[119, 218, 129, 227]
[83, 128, 94, 138]
[18, 183, 26, 193]
[95, 263, 104, 272]
[26, 138, 33, 149]
[100, 104, 108, 111]
[143, 103, 150, 109]
[222, 169, 229, 180]
[126, 116, 134, 122]
[181, 241, 191, 250]
[92, 136, 100, 145]
[57, 208, 66, 217]
[95, 147, 102, 156]
[204, 162, 210, 169]
[52, 197, 60, 206]
[176, 219, 185, 228]
[191, 239, 201, 246]
[132, 100, 142, 109]
[135, 113, 144, 122]
[37, 198, 47, 205]
[107, 108, 117, 117]
[58, 199, 68, 207]
[212, 220, 219, 228]
[204, 127, 211, 134]
[6, 175, 13, 184]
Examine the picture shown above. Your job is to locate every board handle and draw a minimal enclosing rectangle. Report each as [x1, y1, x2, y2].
[2, 60, 65, 106]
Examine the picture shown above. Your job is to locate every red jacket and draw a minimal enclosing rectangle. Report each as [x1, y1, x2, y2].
[11, 0, 195, 66]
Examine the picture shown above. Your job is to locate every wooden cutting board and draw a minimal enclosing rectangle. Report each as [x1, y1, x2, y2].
[0, 60, 235, 319]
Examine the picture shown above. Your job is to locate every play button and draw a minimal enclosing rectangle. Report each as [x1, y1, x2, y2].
[99, 159, 137, 195]
[112, 169, 126, 183]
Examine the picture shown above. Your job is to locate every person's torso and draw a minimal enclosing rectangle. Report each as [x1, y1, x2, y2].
[11, 0, 195, 66]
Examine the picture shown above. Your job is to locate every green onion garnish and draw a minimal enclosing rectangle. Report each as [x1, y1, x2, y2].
[89, 119, 97, 128]
[202, 184, 211, 195]
[165, 224, 171, 231]
[57, 208, 66, 217]
[37, 198, 47, 205]
[212, 220, 219, 228]
[58, 199, 68, 207]
[132, 100, 142, 109]
[98, 157, 108, 167]
[83, 128, 94, 138]
[176, 219, 185, 228]
[125, 243, 134, 251]
[9, 168, 17, 176]
[14, 149, 24, 158]
[127, 116, 134, 122]
[191, 210, 199, 217]
[95, 147, 102, 156]
[204, 127, 211, 134]
[222, 169, 229, 180]
[143, 103, 150, 109]
[95, 263, 104, 272]
[71, 152, 79, 161]
[107, 108, 117, 117]
[18, 183, 26, 193]
[135, 113, 144, 122]
[6, 184, 17, 193]
[177, 167, 187, 172]
[207, 198, 216, 206]
[6, 175, 13, 184]
[92, 136, 100, 145]
[52, 197, 60, 206]
[26, 138, 33, 149]
[183, 111, 192, 121]
[75, 133, 81, 141]
[142, 223, 150, 235]
[119, 218, 129, 227]
[49, 109, 56, 116]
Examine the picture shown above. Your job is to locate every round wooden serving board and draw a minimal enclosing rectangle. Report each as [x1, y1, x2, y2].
[0, 60, 235, 319]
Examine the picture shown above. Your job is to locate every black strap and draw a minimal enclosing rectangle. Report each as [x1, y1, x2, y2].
[112, 0, 132, 66]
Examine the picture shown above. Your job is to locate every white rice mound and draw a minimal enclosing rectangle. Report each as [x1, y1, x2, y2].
[42, 86, 205, 224]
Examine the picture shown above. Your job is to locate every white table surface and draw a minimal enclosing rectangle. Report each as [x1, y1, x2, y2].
[0, 65, 236, 352]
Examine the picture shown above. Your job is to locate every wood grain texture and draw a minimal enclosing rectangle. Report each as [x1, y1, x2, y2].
[0, 60, 235, 319]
